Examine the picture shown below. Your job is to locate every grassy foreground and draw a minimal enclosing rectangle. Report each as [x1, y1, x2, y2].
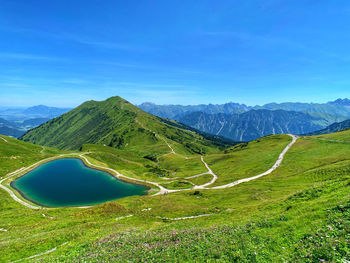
[0, 130, 350, 262]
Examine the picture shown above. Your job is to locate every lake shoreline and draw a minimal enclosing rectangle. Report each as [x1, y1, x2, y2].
[76, 156, 156, 191]
[8, 156, 151, 208]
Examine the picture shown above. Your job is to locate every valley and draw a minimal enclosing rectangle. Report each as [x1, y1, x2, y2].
[0, 97, 349, 262]
[0, 106, 71, 138]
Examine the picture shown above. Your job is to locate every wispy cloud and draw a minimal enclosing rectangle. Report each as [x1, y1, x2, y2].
[59, 78, 92, 85]
[92, 60, 151, 69]
[202, 30, 350, 62]
[64, 36, 154, 52]
[0, 26, 154, 52]
[93, 61, 206, 75]
[202, 31, 305, 48]
[0, 52, 67, 61]
[116, 82, 191, 89]
[0, 82, 35, 89]
[109, 86, 201, 105]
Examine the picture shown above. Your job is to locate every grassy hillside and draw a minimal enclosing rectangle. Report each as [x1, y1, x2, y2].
[20, 97, 231, 157]
[204, 134, 292, 186]
[0, 135, 64, 178]
[306, 119, 350, 136]
[0, 130, 350, 262]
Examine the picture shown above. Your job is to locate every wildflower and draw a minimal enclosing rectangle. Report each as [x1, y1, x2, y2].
[327, 225, 334, 231]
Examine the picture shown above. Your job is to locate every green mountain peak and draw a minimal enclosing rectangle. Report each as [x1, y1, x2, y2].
[20, 96, 229, 155]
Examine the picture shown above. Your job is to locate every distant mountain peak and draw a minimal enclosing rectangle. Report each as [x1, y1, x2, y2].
[328, 98, 350, 106]
[25, 105, 48, 110]
[306, 119, 350, 136]
[23, 105, 71, 116]
[138, 101, 250, 119]
[139, 102, 156, 106]
[105, 95, 127, 102]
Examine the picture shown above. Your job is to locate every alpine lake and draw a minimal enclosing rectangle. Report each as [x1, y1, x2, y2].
[11, 158, 149, 207]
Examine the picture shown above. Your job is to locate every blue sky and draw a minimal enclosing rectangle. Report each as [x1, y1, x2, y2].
[1, 0, 350, 107]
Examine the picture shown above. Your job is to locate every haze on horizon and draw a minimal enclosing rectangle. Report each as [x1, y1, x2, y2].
[1, 0, 350, 107]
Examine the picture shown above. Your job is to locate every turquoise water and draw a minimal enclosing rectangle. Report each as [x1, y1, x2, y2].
[11, 158, 148, 207]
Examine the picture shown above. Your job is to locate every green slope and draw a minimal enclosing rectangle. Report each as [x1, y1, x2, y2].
[0, 135, 64, 178]
[3, 103, 350, 262]
[20, 96, 232, 155]
[306, 119, 350, 136]
[1, 130, 350, 262]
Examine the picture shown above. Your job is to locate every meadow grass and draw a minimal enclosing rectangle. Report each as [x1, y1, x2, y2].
[0, 132, 349, 262]
[310, 128, 350, 142]
[187, 173, 213, 185]
[158, 154, 206, 178]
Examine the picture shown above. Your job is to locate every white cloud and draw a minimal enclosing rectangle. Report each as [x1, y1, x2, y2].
[0, 52, 66, 61]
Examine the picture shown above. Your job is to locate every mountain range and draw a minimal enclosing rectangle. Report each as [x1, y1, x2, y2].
[18, 96, 350, 153]
[305, 119, 350, 136]
[0, 105, 71, 138]
[139, 98, 350, 141]
[21, 105, 71, 117]
[3, 99, 350, 141]
[328, 98, 350, 107]
[139, 102, 250, 119]
[139, 98, 350, 121]
[0, 118, 25, 138]
[176, 109, 324, 141]
[0, 105, 71, 121]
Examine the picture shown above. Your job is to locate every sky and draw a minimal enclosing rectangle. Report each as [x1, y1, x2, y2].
[1, 0, 350, 107]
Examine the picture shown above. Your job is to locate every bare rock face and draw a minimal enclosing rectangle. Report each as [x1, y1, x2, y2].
[177, 109, 324, 141]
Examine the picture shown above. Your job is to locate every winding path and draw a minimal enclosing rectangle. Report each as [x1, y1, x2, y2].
[185, 171, 209, 179]
[156, 213, 213, 221]
[11, 242, 68, 262]
[136, 118, 189, 159]
[154, 134, 298, 194]
[40, 146, 45, 154]
[0, 168, 40, 209]
[0, 136, 8, 143]
[192, 156, 218, 189]
[0, 134, 299, 263]
[207, 134, 298, 189]
[1, 135, 298, 209]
